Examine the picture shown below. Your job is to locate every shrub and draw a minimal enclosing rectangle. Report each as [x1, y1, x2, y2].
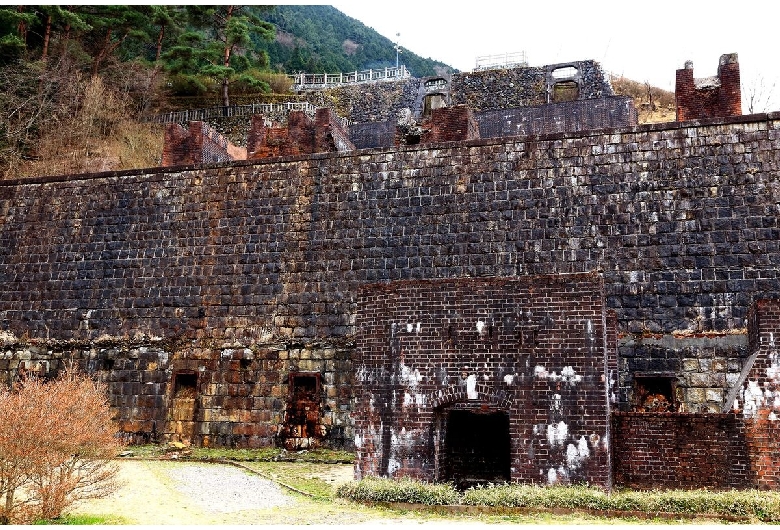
[336, 477, 460, 506]
[338, 478, 780, 522]
[0, 370, 122, 524]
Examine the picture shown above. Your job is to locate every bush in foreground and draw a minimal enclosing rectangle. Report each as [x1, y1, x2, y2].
[337, 479, 780, 522]
[336, 477, 460, 506]
[0, 371, 121, 524]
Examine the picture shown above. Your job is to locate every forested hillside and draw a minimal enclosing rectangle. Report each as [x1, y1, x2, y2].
[254, 5, 450, 77]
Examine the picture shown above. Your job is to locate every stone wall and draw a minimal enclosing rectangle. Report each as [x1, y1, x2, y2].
[303, 79, 422, 123]
[354, 274, 614, 487]
[352, 97, 637, 150]
[477, 96, 637, 139]
[0, 334, 353, 449]
[2, 112, 780, 449]
[450, 60, 613, 111]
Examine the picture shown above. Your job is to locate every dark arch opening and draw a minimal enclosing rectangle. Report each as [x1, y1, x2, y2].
[437, 405, 510, 489]
[553, 80, 579, 102]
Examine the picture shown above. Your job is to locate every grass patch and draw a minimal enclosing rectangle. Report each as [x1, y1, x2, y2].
[338, 476, 460, 505]
[34, 513, 130, 525]
[337, 479, 780, 523]
[243, 461, 349, 499]
[124, 444, 354, 464]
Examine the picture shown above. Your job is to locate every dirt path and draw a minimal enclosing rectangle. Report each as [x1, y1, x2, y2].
[71, 460, 306, 525]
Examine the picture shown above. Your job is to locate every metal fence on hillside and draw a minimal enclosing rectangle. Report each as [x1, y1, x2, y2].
[474, 52, 528, 71]
[149, 102, 318, 124]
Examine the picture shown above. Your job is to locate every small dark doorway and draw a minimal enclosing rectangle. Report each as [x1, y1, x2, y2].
[279, 372, 323, 450]
[169, 370, 198, 443]
[439, 407, 510, 489]
[632, 373, 677, 412]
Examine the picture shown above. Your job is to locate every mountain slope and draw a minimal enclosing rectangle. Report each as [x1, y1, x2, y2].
[253, 5, 452, 77]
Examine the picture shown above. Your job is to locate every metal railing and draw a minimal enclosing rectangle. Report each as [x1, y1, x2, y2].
[289, 65, 411, 88]
[149, 102, 318, 124]
[474, 51, 528, 71]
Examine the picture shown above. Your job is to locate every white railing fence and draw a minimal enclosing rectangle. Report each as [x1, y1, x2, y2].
[289, 65, 411, 88]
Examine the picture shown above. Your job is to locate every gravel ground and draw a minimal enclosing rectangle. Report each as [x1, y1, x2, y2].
[167, 464, 294, 513]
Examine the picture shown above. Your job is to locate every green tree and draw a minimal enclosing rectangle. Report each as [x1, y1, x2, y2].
[77, 6, 150, 76]
[165, 5, 275, 106]
[0, 6, 37, 63]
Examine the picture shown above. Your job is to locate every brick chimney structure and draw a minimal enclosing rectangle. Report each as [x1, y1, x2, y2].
[396, 105, 481, 146]
[676, 53, 741, 121]
[247, 108, 354, 160]
[162, 121, 246, 167]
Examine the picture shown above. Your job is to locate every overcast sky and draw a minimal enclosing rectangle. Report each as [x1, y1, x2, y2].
[328, 0, 779, 113]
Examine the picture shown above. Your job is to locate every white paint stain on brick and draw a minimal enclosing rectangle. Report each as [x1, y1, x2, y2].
[535, 365, 581, 385]
[398, 363, 423, 388]
[566, 436, 591, 469]
[503, 374, 514, 385]
[743, 380, 767, 417]
[552, 393, 562, 412]
[466, 374, 478, 399]
[547, 421, 568, 446]
[767, 350, 780, 384]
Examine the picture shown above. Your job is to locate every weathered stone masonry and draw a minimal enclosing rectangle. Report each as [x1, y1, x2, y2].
[2, 111, 780, 486]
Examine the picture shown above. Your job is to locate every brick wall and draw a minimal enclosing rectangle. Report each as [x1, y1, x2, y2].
[676, 53, 742, 121]
[162, 121, 246, 166]
[737, 299, 780, 487]
[354, 274, 614, 487]
[613, 298, 780, 490]
[612, 412, 751, 489]
[246, 108, 354, 160]
[419, 106, 480, 144]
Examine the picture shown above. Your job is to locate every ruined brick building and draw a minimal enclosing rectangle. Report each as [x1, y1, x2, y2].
[2, 53, 779, 490]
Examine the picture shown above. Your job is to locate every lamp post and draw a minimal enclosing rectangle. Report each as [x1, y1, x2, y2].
[394, 32, 401, 70]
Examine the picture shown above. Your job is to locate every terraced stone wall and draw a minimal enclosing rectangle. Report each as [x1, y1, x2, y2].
[1, 112, 780, 448]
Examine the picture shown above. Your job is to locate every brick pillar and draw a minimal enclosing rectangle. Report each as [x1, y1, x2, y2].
[421, 105, 480, 144]
[718, 53, 742, 116]
[287, 111, 315, 153]
[162, 123, 197, 167]
[675, 61, 695, 121]
[247, 115, 269, 159]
